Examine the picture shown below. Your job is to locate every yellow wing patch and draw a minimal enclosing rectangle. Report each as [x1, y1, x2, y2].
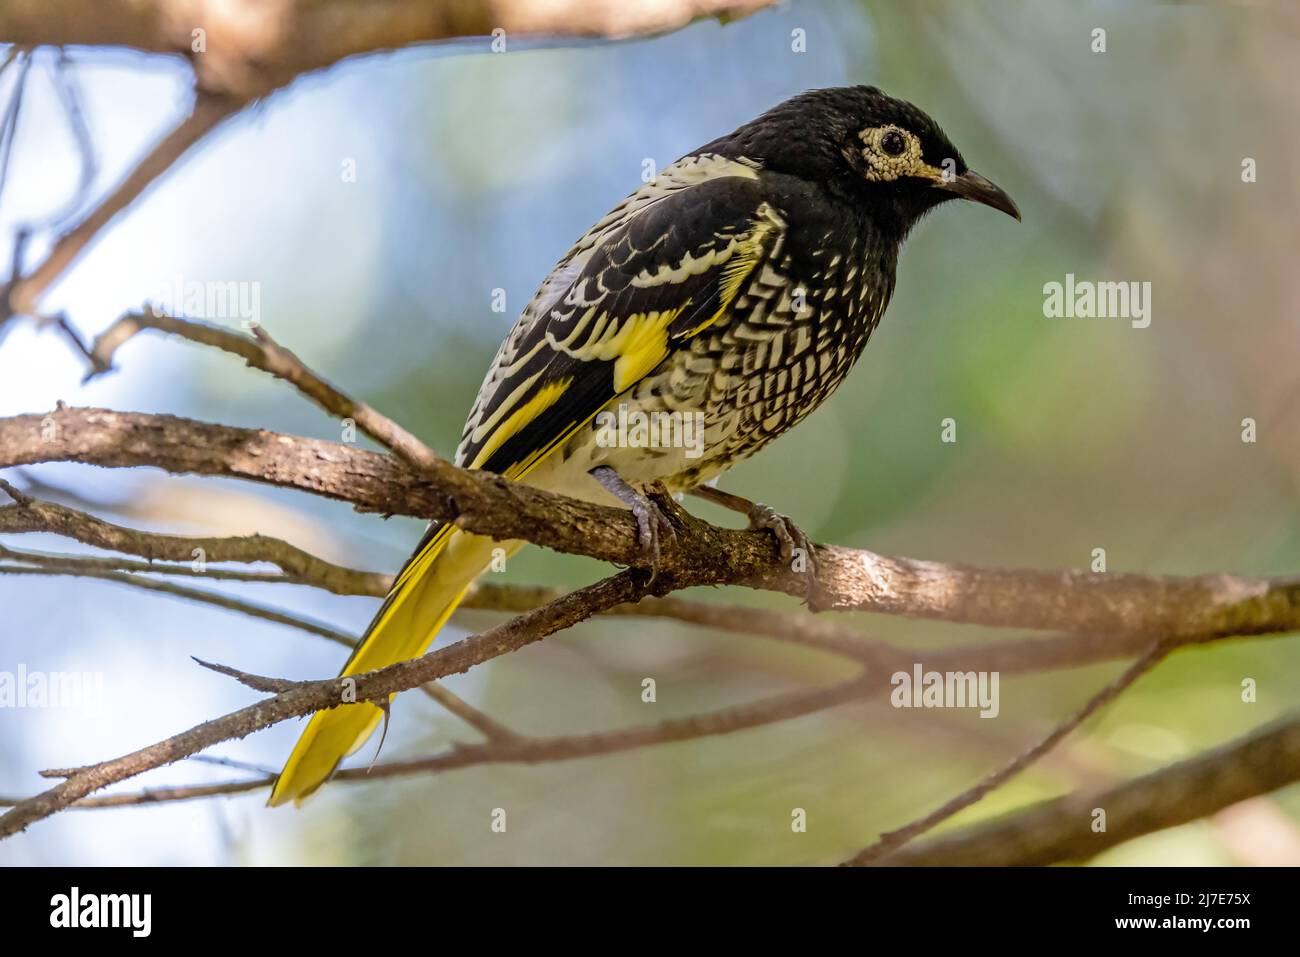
[612, 310, 682, 392]
[546, 212, 779, 394]
[545, 307, 684, 393]
[676, 213, 779, 341]
[469, 377, 573, 471]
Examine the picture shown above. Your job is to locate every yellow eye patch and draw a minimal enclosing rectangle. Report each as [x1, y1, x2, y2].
[857, 125, 932, 182]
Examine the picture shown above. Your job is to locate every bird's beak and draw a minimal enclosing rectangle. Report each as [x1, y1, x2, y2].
[937, 170, 1021, 221]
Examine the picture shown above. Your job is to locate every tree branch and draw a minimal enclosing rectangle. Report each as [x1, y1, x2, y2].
[6, 497, 1241, 677]
[2, 1, 779, 348]
[883, 712, 1300, 866]
[86, 310, 447, 473]
[5, 406, 1297, 639]
[9, 539, 1283, 693]
[5, 93, 241, 316]
[0, 560, 357, 646]
[0, 485, 390, 595]
[1, 529, 1290, 843]
[0, 482, 882, 661]
[0, 673, 870, 812]
[0, 1, 778, 99]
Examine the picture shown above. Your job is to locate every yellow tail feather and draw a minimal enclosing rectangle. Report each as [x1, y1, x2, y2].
[268, 527, 517, 807]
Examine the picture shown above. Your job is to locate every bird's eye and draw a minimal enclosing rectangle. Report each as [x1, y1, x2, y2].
[880, 130, 906, 156]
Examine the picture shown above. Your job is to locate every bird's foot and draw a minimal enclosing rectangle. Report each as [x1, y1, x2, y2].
[590, 466, 677, 581]
[747, 502, 819, 602]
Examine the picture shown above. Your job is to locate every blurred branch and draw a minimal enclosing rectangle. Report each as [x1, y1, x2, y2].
[10, 627, 1276, 835]
[4, 406, 1298, 641]
[882, 713, 1300, 867]
[419, 682, 522, 744]
[1, 0, 776, 337]
[843, 640, 1171, 866]
[466, 582, 887, 662]
[0, 0, 778, 99]
[4, 93, 241, 318]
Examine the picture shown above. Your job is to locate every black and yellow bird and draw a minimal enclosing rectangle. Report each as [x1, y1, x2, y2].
[269, 85, 1020, 805]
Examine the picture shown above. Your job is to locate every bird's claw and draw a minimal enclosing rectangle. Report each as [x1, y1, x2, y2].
[748, 503, 818, 601]
[632, 486, 678, 582]
[590, 467, 677, 583]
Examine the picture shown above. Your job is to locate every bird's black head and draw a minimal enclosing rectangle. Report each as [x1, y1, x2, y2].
[706, 86, 1020, 235]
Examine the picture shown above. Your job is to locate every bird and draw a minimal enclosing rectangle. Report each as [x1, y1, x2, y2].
[268, 85, 1020, 806]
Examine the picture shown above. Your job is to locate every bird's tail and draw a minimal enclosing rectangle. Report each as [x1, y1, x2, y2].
[268, 526, 512, 807]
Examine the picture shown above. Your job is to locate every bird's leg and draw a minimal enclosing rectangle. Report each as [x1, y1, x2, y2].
[688, 485, 820, 603]
[590, 466, 676, 579]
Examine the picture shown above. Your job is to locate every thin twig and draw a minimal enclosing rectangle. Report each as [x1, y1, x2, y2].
[85, 311, 446, 473]
[0, 570, 646, 837]
[0, 563, 356, 647]
[0, 476, 32, 505]
[0, 674, 871, 811]
[6, 93, 241, 317]
[191, 656, 304, 694]
[418, 683, 522, 743]
[187, 754, 278, 776]
[882, 710, 1300, 866]
[842, 640, 1174, 866]
[0, 490, 392, 595]
[687, 482, 755, 516]
[465, 582, 883, 662]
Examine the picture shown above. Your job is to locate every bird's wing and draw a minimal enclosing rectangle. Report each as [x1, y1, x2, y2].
[455, 156, 785, 478]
